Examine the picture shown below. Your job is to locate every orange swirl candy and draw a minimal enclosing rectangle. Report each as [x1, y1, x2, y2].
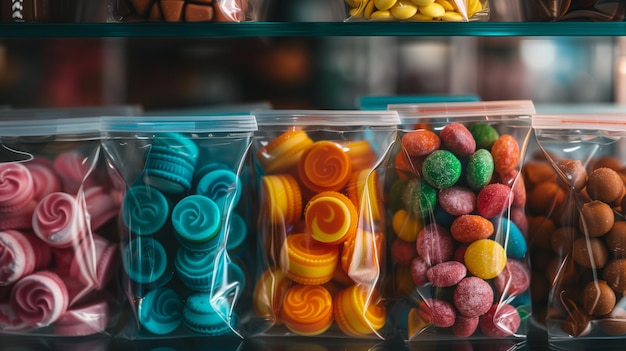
[257, 130, 314, 174]
[281, 284, 333, 336]
[261, 174, 302, 225]
[341, 230, 384, 286]
[253, 267, 292, 322]
[334, 285, 386, 336]
[347, 169, 382, 222]
[305, 191, 357, 245]
[298, 141, 352, 193]
[340, 140, 377, 171]
[280, 233, 339, 285]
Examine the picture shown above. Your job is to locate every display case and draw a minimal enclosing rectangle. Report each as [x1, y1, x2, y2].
[1, 2, 626, 350]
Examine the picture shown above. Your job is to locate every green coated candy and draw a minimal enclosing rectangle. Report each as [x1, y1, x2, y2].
[422, 150, 461, 189]
[402, 178, 437, 218]
[466, 149, 494, 190]
[470, 123, 499, 150]
[390, 178, 406, 212]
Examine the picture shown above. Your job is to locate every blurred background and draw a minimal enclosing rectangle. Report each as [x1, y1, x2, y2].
[0, 1, 620, 111]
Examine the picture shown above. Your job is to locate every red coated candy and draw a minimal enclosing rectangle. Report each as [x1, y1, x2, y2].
[416, 223, 454, 266]
[402, 130, 440, 157]
[453, 277, 494, 318]
[438, 186, 476, 216]
[491, 135, 520, 175]
[440, 122, 476, 157]
[450, 215, 494, 244]
[411, 257, 429, 286]
[479, 303, 521, 337]
[422, 298, 456, 328]
[495, 259, 530, 297]
[453, 315, 479, 337]
[391, 238, 417, 265]
[453, 245, 468, 263]
[476, 183, 514, 219]
[426, 261, 467, 287]
[499, 169, 526, 208]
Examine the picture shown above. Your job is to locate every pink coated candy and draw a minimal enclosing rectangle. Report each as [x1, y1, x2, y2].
[438, 186, 476, 216]
[453, 245, 468, 263]
[0, 230, 51, 286]
[0, 163, 34, 214]
[453, 277, 494, 318]
[54, 299, 109, 336]
[495, 259, 530, 297]
[25, 162, 62, 201]
[391, 238, 417, 265]
[479, 303, 521, 337]
[11, 270, 69, 327]
[453, 315, 479, 337]
[84, 186, 119, 230]
[53, 151, 94, 194]
[411, 257, 429, 286]
[476, 183, 514, 219]
[32, 192, 87, 248]
[0, 200, 37, 231]
[426, 261, 467, 287]
[416, 223, 454, 266]
[70, 235, 118, 290]
[440, 122, 476, 158]
[0, 302, 29, 332]
[422, 298, 456, 328]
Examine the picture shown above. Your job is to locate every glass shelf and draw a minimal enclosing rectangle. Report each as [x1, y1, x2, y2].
[1, 22, 626, 38]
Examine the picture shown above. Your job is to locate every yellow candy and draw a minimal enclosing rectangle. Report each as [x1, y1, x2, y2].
[370, 10, 392, 19]
[468, 0, 482, 17]
[390, 0, 418, 19]
[392, 209, 422, 242]
[346, 0, 365, 7]
[411, 12, 433, 21]
[374, 0, 397, 11]
[410, 0, 435, 7]
[419, 2, 445, 18]
[442, 10, 464, 21]
[464, 239, 507, 280]
[349, 7, 364, 17]
[435, 0, 455, 11]
[365, 0, 376, 18]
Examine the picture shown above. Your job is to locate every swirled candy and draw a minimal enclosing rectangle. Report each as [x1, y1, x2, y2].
[298, 141, 352, 193]
[172, 195, 221, 245]
[281, 284, 333, 336]
[122, 185, 169, 236]
[305, 191, 357, 245]
[138, 288, 183, 335]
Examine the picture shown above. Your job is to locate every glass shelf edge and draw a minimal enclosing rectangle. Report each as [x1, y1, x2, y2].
[0, 22, 626, 38]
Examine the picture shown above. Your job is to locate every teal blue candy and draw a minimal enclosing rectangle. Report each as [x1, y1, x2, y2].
[122, 185, 169, 236]
[500, 217, 527, 259]
[123, 237, 168, 285]
[466, 149, 494, 190]
[138, 288, 183, 335]
[172, 195, 221, 244]
[402, 178, 437, 218]
[421, 150, 461, 189]
[175, 248, 219, 292]
[153, 132, 199, 166]
[226, 212, 247, 253]
[144, 168, 192, 194]
[192, 162, 230, 189]
[469, 123, 500, 150]
[196, 169, 242, 211]
[183, 293, 235, 335]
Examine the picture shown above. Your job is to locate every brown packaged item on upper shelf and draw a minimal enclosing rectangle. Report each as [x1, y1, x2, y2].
[522, 0, 625, 21]
[116, 0, 249, 22]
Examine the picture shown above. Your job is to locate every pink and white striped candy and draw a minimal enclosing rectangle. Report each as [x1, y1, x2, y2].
[0, 230, 51, 286]
[32, 192, 86, 248]
[10, 270, 69, 327]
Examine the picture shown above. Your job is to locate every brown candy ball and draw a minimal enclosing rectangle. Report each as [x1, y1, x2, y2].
[527, 182, 566, 215]
[605, 222, 626, 258]
[572, 237, 608, 269]
[603, 259, 626, 294]
[561, 308, 591, 337]
[551, 226, 577, 256]
[557, 159, 587, 191]
[586, 168, 624, 204]
[579, 201, 614, 238]
[598, 308, 626, 336]
[582, 280, 616, 316]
